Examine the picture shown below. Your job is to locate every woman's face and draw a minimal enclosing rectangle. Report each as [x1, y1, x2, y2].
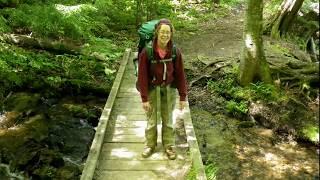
[157, 24, 171, 46]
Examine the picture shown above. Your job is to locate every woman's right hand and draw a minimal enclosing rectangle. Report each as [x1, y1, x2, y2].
[142, 102, 151, 112]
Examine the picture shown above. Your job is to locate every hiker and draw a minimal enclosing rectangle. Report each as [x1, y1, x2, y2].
[137, 19, 187, 160]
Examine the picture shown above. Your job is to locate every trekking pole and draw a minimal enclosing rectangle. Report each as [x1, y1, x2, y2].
[156, 86, 161, 127]
[166, 85, 172, 141]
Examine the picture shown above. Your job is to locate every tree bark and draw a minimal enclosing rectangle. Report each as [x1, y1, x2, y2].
[270, 0, 304, 38]
[306, 37, 317, 62]
[238, 0, 272, 86]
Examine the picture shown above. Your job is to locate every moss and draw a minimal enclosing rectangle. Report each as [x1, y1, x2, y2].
[300, 125, 319, 143]
[186, 164, 197, 180]
[62, 103, 89, 118]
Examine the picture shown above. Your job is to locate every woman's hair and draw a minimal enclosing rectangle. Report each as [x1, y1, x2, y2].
[153, 19, 174, 54]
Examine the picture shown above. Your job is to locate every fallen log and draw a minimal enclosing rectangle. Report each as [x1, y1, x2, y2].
[0, 33, 81, 55]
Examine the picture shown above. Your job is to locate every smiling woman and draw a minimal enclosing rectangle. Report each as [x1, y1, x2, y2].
[137, 19, 188, 160]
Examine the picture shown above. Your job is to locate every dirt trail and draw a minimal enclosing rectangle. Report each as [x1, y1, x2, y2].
[177, 8, 244, 66]
[177, 7, 319, 180]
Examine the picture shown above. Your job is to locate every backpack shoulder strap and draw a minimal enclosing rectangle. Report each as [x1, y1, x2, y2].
[146, 41, 154, 62]
[172, 44, 177, 62]
[146, 42, 177, 64]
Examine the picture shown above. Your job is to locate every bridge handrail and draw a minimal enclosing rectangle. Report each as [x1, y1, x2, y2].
[185, 103, 207, 179]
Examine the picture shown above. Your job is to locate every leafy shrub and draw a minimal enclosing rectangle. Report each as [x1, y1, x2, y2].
[1, 3, 109, 41]
[207, 73, 282, 103]
[205, 162, 218, 180]
[300, 125, 319, 143]
[0, 43, 117, 95]
[0, 15, 10, 33]
[250, 82, 279, 101]
[226, 100, 248, 115]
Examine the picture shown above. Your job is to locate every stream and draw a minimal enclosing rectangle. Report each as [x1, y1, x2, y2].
[0, 92, 105, 179]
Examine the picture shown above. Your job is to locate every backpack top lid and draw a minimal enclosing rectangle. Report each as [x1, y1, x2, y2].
[138, 20, 160, 41]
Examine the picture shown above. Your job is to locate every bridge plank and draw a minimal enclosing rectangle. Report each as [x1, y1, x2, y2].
[107, 127, 145, 135]
[100, 142, 188, 161]
[95, 171, 159, 180]
[110, 114, 146, 121]
[97, 160, 185, 171]
[105, 134, 145, 143]
[114, 120, 146, 128]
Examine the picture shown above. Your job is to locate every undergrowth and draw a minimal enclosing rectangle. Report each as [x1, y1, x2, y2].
[207, 69, 284, 117]
[0, 42, 120, 97]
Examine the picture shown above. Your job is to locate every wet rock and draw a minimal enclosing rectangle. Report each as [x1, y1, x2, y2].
[48, 105, 95, 161]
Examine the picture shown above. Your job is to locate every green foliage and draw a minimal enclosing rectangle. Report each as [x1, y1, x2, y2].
[22, 0, 93, 5]
[207, 69, 283, 116]
[0, 15, 10, 33]
[226, 100, 248, 115]
[81, 38, 122, 59]
[186, 164, 197, 180]
[279, 102, 319, 144]
[300, 125, 319, 143]
[250, 82, 279, 101]
[3, 4, 81, 39]
[205, 163, 218, 180]
[95, 0, 135, 30]
[1, 3, 109, 41]
[207, 73, 282, 103]
[220, 0, 245, 6]
[263, 0, 283, 18]
[0, 43, 116, 95]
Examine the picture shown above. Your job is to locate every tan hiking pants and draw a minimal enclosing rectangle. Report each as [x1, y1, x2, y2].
[145, 85, 176, 149]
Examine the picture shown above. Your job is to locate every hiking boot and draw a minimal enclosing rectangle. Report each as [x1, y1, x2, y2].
[165, 146, 177, 160]
[141, 147, 154, 158]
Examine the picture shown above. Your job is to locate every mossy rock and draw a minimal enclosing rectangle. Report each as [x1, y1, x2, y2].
[56, 164, 81, 180]
[62, 103, 89, 118]
[6, 93, 41, 112]
[32, 166, 57, 179]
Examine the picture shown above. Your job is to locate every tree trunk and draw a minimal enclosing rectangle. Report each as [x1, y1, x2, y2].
[306, 37, 318, 62]
[238, 0, 272, 86]
[146, 0, 157, 21]
[135, 0, 143, 28]
[270, 0, 304, 38]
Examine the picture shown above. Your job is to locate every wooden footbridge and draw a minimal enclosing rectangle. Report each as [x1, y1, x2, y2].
[81, 49, 206, 180]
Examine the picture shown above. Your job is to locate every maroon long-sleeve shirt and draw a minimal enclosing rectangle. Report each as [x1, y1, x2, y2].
[137, 45, 187, 103]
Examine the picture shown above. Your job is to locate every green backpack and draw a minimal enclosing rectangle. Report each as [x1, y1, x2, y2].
[134, 20, 177, 76]
[138, 19, 159, 50]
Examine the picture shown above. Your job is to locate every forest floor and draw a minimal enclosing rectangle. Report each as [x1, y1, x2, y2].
[176, 6, 319, 180]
